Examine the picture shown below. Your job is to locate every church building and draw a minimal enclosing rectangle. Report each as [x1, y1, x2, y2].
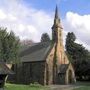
[9, 6, 76, 85]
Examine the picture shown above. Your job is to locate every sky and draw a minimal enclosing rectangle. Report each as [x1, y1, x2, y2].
[0, 0, 90, 50]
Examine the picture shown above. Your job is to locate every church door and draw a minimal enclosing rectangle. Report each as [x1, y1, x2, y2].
[68, 70, 72, 84]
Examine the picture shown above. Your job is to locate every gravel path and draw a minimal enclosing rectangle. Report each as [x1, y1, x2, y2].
[48, 85, 81, 90]
[0, 88, 4, 90]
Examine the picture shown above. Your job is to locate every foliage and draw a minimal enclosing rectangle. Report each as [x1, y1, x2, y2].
[0, 27, 20, 63]
[30, 82, 42, 87]
[41, 33, 50, 42]
[65, 32, 90, 80]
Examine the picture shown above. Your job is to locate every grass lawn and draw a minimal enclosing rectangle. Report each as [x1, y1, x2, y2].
[73, 86, 90, 90]
[73, 81, 90, 90]
[4, 81, 90, 90]
[5, 83, 48, 90]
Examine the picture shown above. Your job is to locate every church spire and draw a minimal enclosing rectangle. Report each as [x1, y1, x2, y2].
[53, 5, 61, 27]
[53, 5, 62, 28]
[52, 5, 63, 44]
[55, 5, 59, 19]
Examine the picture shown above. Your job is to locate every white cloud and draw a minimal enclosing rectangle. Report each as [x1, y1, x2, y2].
[63, 11, 90, 50]
[0, 0, 53, 42]
[0, 9, 7, 20]
[27, 25, 37, 34]
[18, 24, 25, 32]
[8, 14, 17, 21]
[0, 9, 17, 21]
[0, 0, 89, 51]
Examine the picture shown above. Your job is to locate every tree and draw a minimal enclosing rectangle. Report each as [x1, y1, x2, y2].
[21, 39, 34, 46]
[65, 32, 76, 57]
[41, 33, 50, 42]
[65, 32, 90, 80]
[0, 27, 20, 63]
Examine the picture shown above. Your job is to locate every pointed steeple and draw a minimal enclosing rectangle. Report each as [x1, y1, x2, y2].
[52, 5, 63, 43]
[53, 5, 61, 27]
[55, 5, 59, 19]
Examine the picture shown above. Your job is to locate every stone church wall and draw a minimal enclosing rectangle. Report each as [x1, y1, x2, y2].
[23, 61, 45, 84]
[45, 44, 55, 85]
[8, 61, 46, 85]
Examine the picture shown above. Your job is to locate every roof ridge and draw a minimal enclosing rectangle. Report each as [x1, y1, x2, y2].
[20, 42, 51, 57]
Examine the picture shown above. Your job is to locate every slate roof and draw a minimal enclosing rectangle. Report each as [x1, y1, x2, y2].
[20, 43, 37, 53]
[58, 64, 69, 74]
[0, 63, 14, 75]
[20, 42, 53, 62]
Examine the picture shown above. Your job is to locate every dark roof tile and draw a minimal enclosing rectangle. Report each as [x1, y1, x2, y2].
[20, 42, 53, 62]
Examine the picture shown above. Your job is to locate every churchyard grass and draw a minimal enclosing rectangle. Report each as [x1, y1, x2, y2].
[73, 81, 90, 90]
[73, 86, 90, 90]
[5, 83, 48, 90]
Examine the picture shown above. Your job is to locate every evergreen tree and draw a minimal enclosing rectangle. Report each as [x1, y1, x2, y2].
[65, 32, 76, 57]
[65, 32, 90, 80]
[0, 27, 20, 63]
[41, 33, 50, 42]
